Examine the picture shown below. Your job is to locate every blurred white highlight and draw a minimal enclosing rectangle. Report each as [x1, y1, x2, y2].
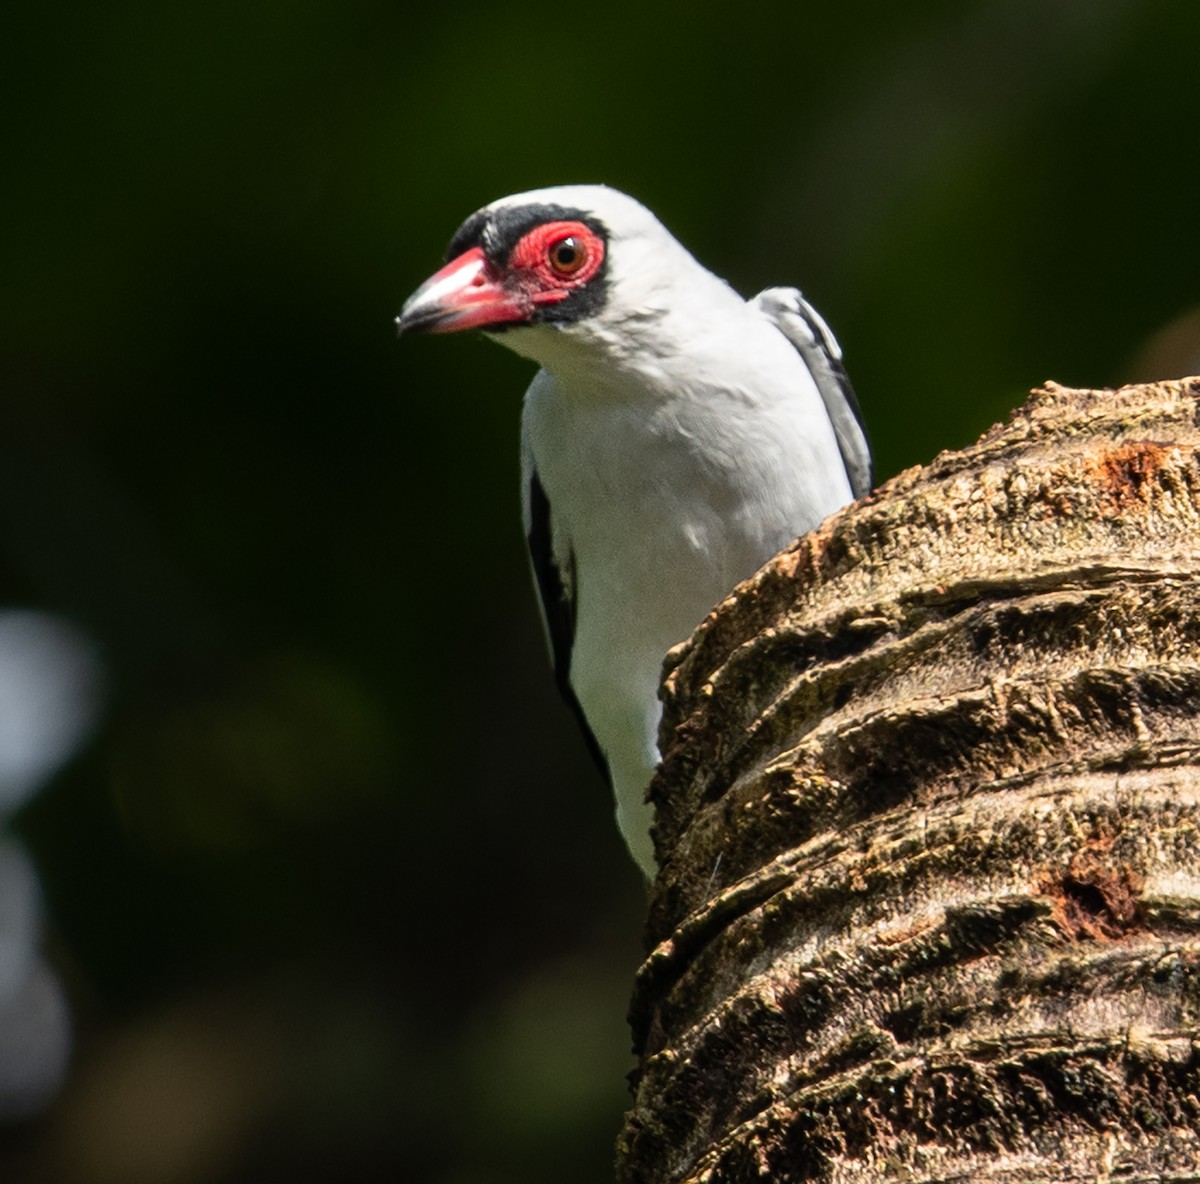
[0, 611, 103, 812]
[0, 610, 105, 1119]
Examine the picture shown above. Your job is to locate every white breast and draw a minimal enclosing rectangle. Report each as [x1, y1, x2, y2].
[521, 309, 853, 874]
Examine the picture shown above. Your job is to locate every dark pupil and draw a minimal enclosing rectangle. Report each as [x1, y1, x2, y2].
[554, 239, 578, 267]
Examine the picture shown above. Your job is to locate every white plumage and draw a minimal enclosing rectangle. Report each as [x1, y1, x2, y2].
[399, 185, 871, 876]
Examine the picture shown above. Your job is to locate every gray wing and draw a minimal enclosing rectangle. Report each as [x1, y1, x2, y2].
[752, 287, 873, 499]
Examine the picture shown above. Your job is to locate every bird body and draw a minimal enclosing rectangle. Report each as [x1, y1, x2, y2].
[398, 185, 870, 876]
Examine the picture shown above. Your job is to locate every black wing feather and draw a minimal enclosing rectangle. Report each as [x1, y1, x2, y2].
[526, 470, 611, 783]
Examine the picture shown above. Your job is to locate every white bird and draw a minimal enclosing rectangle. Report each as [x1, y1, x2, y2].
[397, 185, 871, 877]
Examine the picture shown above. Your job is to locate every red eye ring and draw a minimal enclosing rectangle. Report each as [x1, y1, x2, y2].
[508, 220, 605, 295]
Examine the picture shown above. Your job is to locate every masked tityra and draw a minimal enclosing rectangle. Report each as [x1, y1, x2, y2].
[397, 185, 872, 877]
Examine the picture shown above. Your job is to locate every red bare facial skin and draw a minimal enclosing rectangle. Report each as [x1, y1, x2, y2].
[396, 221, 605, 335]
[507, 220, 606, 295]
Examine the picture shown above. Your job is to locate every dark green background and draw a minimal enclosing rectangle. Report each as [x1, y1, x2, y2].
[3, 1, 1199, 1180]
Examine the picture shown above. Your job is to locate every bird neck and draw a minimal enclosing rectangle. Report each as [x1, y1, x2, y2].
[499, 288, 743, 407]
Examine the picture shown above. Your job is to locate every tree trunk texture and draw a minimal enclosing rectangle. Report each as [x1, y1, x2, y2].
[619, 378, 1200, 1183]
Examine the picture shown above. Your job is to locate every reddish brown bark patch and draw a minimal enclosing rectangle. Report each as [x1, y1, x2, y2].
[1038, 855, 1145, 941]
[1090, 441, 1171, 511]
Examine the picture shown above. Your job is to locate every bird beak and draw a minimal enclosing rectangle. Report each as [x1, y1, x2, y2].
[396, 247, 529, 334]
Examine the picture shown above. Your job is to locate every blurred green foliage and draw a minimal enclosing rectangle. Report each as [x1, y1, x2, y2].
[2, 0, 1200, 1180]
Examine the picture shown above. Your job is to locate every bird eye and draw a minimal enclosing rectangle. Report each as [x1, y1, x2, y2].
[548, 235, 587, 276]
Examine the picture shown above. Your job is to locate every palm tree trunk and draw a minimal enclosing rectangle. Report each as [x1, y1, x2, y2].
[619, 378, 1200, 1183]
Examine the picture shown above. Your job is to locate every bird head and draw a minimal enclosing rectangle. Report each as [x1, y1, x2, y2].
[396, 185, 722, 368]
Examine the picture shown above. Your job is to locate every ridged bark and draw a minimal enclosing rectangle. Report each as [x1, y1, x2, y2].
[619, 378, 1200, 1183]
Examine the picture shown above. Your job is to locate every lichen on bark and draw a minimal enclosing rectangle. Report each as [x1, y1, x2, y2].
[619, 378, 1200, 1183]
